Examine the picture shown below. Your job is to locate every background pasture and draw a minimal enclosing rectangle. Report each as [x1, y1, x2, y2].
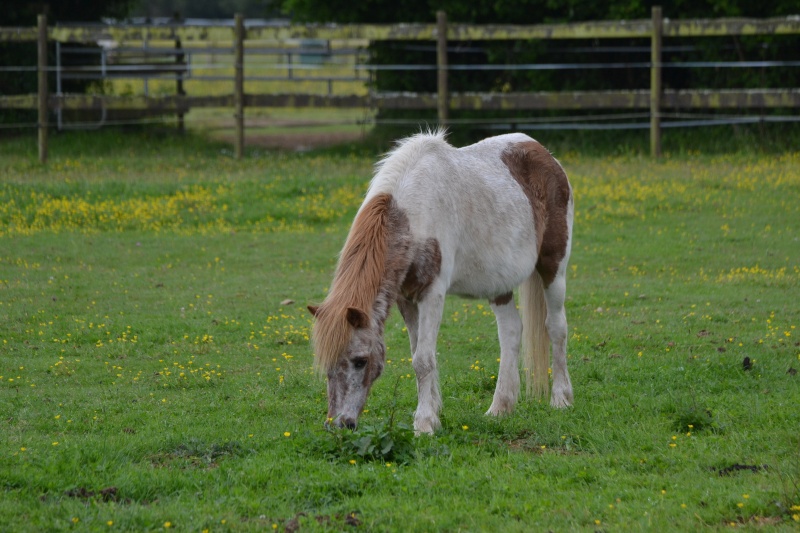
[1, 130, 799, 531]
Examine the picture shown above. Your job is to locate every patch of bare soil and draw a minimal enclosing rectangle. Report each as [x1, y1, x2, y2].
[246, 130, 364, 151]
[284, 511, 361, 532]
[211, 129, 364, 150]
[713, 463, 769, 476]
[61, 486, 130, 504]
[207, 117, 366, 150]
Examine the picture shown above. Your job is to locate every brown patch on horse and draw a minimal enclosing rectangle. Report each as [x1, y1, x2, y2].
[311, 193, 395, 374]
[379, 207, 414, 310]
[491, 292, 514, 306]
[401, 238, 442, 302]
[501, 141, 571, 287]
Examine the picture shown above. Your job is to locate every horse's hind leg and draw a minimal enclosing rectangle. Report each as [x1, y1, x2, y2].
[486, 293, 522, 416]
[412, 290, 445, 434]
[544, 272, 573, 407]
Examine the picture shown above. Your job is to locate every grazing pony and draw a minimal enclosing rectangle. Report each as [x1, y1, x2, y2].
[308, 131, 574, 434]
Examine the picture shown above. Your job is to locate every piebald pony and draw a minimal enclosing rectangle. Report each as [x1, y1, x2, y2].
[308, 131, 574, 433]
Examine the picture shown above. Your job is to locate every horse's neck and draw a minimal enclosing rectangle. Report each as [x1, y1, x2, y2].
[371, 224, 413, 334]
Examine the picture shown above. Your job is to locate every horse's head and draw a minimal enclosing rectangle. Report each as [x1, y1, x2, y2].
[308, 305, 386, 429]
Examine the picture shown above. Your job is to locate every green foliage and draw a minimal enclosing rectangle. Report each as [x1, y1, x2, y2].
[283, 0, 800, 24]
[321, 417, 417, 464]
[669, 402, 722, 435]
[129, 0, 283, 19]
[312, 381, 417, 464]
[0, 0, 135, 25]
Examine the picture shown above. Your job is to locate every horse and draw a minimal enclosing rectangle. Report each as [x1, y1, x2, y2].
[307, 130, 574, 434]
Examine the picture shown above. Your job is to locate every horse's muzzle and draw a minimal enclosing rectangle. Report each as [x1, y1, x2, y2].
[325, 416, 357, 430]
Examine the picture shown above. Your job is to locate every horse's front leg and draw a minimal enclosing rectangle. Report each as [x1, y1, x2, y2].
[412, 291, 445, 434]
[486, 293, 522, 416]
[396, 296, 419, 355]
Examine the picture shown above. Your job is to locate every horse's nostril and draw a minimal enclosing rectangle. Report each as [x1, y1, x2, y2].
[326, 416, 357, 430]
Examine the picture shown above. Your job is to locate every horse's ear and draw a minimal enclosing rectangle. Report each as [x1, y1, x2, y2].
[346, 307, 369, 329]
[307, 305, 319, 317]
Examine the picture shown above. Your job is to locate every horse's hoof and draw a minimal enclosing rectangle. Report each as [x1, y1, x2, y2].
[550, 394, 573, 408]
[486, 399, 515, 416]
[413, 417, 439, 435]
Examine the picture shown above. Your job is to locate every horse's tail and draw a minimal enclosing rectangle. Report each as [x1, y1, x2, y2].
[521, 269, 550, 400]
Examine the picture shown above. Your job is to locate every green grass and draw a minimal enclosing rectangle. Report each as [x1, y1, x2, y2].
[1, 130, 799, 531]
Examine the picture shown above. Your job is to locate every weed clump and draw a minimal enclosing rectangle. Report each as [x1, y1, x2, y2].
[324, 417, 416, 464]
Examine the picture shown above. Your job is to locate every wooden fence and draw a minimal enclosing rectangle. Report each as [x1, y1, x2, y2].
[2, 7, 800, 160]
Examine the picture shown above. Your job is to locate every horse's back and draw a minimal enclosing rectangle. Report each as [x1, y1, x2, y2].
[389, 133, 548, 298]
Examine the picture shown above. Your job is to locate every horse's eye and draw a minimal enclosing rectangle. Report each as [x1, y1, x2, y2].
[352, 358, 368, 370]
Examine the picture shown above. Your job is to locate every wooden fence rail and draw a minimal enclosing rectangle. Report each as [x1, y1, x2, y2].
[4, 14, 800, 43]
[1, 7, 799, 161]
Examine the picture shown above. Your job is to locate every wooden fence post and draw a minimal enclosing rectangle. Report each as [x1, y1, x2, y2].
[234, 13, 245, 159]
[172, 12, 186, 134]
[436, 11, 449, 126]
[650, 6, 663, 158]
[176, 37, 185, 134]
[38, 14, 48, 163]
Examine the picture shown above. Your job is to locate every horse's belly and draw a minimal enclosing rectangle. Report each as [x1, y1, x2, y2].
[399, 166, 540, 299]
[446, 231, 538, 298]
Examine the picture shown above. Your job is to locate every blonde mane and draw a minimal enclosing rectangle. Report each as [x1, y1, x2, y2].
[311, 193, 392, 374]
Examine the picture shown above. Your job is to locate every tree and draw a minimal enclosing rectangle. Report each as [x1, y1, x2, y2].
[0, 0, 136, 25]
[129, 0, 282, 19]
[282, 0, 800, 24]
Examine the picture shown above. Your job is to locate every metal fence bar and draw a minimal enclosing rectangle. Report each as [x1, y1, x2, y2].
[9, 57, 800, 74]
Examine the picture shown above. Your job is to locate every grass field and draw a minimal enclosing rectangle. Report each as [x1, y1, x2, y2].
[1, 130, 799, 531]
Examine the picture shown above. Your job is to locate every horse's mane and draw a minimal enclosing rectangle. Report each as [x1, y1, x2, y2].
[312, 193, 392, 374]
[312, 130, 448, 375]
